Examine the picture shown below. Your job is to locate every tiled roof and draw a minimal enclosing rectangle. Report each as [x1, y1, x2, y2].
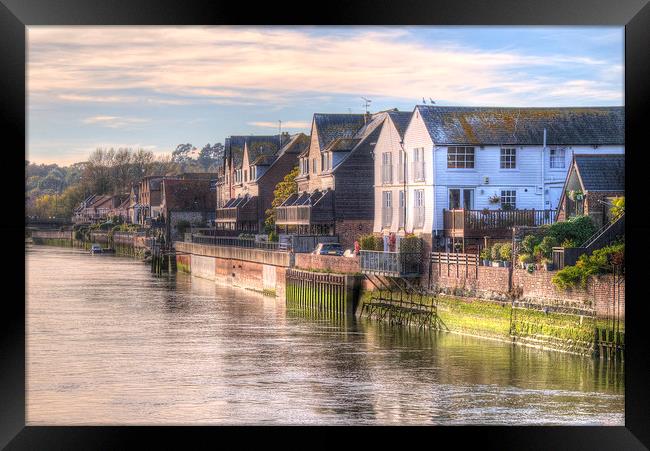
[574, 154, 625, 191]
[415, 106, 624, 145]
[325, 138, 360, 152]
[162, 179, 216, 211]
[387, 111, 413, 139]
[313, 113, 367, 150]
[226, 135, 284, 168]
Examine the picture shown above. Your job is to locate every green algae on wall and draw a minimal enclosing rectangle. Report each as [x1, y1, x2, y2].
[358, 289, 623, 357]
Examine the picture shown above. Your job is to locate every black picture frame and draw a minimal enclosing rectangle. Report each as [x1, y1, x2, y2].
[3, 0, 649, 448]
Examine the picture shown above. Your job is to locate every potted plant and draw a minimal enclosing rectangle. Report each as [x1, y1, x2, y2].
[499, 243, 513, 267]
[541, 258, 554, 271]
[479, 248, 491, 266]
[567, 190, 584, 201]
[488, 194, 500, 205]
[518, 253, 534, 269]
[490, 242, 503, 267]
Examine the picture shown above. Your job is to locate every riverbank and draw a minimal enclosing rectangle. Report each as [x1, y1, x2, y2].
[31, 237, 624, 358]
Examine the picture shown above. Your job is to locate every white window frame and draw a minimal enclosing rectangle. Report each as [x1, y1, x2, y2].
[500, 147, 517, 169]
[500, 190, 516, 209]
[414, 189, 425, 228]
[382, 191, 393, 227]
[550, 147, 566, 169]
[448, 146, 475, 169]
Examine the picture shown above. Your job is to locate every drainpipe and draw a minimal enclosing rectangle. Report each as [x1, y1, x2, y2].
[542, 129, 546, 210]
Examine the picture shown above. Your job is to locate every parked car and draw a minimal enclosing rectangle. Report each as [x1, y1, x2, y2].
[90, 244, 102, 254]
[312, 243, 344, 256]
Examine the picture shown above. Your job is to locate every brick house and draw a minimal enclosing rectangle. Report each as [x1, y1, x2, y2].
[275, 111, 402, 248]
[73, 194, 126, 224]
[139, 173, 217, 227]
[216, 133, 309, 233]
[217, 134, 287, 210]
[160, 178, 217, 243]
[108, 195, 130, 223]
[555, 154, 624, 228]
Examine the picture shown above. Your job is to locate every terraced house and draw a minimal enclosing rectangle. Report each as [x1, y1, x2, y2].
[276, 110, 407, 248]
[374, 105, 624, 251]
[216, 133, 307, 233]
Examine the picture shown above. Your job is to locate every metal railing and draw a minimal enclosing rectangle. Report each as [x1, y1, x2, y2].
[190, 234, 283, 251]
[359, 250, 421, 276]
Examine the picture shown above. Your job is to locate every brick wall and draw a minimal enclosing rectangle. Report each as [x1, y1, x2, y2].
[512, 268, 624, 318]
[428, 262, 624, 319]
[335, 219, 374, 249]
[429, 263, 511, 301]
[295, 253, 360, 274]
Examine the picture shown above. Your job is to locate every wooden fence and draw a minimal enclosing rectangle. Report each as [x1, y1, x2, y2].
[430, 252, 479, 279]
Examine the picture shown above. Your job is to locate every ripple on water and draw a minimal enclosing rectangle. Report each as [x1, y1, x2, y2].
[26, 245, 624, 425]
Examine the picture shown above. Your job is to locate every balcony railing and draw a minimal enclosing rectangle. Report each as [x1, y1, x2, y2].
[276, 205, 311, 225]
[360, 250, 421, 277]
[189, 234, 283, 251]
[443, 208, 556, 238]
[412, 161, 425, 182]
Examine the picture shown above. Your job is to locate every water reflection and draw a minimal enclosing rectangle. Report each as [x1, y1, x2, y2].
[26, 245, 623, 425]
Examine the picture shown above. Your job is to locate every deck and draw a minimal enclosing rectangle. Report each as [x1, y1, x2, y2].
[443, 208, 556, 239]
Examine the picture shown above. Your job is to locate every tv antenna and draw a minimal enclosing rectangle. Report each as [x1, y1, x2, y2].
[361, 97, 372, 114]
[279, 120, 282, 146]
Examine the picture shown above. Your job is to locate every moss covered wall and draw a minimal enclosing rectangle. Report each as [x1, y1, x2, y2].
[358, 290, 623, 357]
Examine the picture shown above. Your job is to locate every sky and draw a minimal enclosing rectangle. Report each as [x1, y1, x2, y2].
[27, 26, 624, 166]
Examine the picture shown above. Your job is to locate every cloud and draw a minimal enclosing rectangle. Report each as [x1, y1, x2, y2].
[82, 115, 150, 128]
[28, 26, 623, 107]
[248, 121, 311, 129]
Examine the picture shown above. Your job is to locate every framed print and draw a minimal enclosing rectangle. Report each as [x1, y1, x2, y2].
[4, 0, 650, 448]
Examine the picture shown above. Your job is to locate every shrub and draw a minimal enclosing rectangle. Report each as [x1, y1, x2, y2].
[533, 236, 558, 261]
[268, 230, 279, 242]
[552, 243, 624, 290]
[479, 248, 490, 260]
[499, 242, 513, 261]
[546, 215, 596, 246]
[521, 235, 540, 255]
[552, 265, 585, 290]
[610, 197, 625, 220]
[518, 253, 534, 264]
[359, 234, 383, 251]
[491, 242, 503, 261]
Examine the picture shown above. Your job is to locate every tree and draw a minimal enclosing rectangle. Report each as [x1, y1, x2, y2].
[171, 143, 193, 164]
[264, 166, 299, 234]
[197, 142, 224, 170]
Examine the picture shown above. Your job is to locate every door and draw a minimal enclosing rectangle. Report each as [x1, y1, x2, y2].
[449, 188, 474, 210]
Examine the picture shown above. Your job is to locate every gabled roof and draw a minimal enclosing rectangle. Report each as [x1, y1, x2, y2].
[387, 110, 413, 139]
[161, 179, 216, 211]
[313, 113, 367, 150]
[414, 106, 624, 146]
[226, 135, 284, 168]
[324, 138, 360, 153]
[574, 154, 625, 191]
[331, 110, 397, 172]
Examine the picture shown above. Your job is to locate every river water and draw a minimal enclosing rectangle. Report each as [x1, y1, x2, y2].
[26, 245, 624, 425]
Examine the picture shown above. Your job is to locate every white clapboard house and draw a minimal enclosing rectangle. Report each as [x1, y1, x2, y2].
[373, 105, 624, 250]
